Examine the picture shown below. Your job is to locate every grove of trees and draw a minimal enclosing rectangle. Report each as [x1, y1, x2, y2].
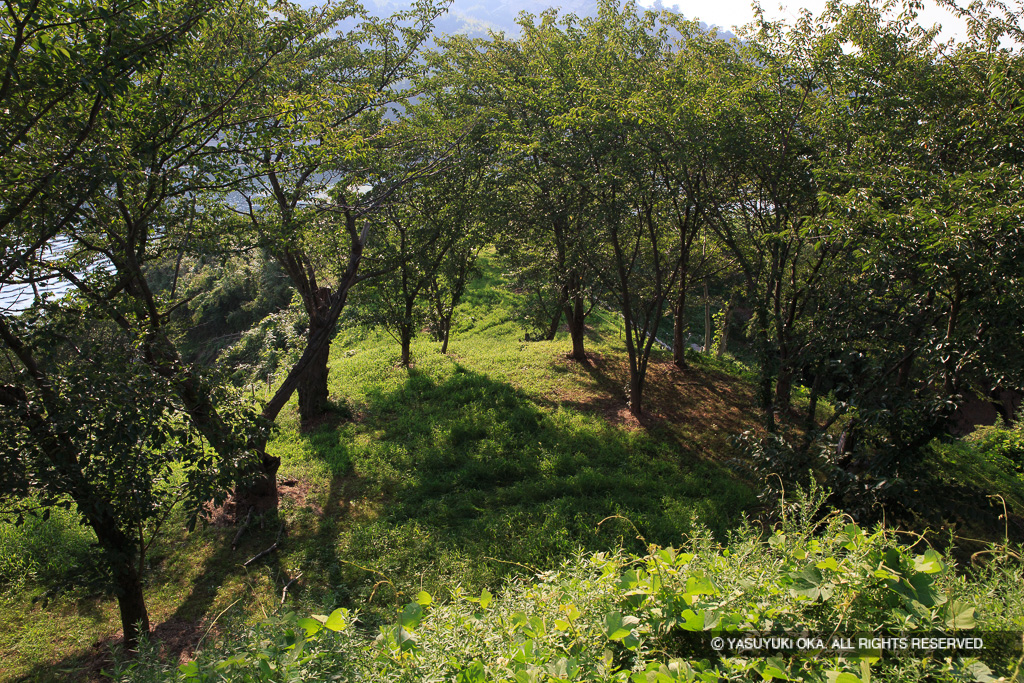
[2, 0, 1023, 651]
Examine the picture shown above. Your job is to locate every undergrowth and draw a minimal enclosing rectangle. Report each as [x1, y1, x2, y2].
[116, 486, 1024, 682]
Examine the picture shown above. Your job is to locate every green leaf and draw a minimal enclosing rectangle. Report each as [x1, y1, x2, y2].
[399, 601, 424, 630]
[816, 557, 839, 571]
[685, 575, 717, 596]
[605, 611, 628, 640]
[678, 608, 704, 631]
[618, 569, 639, 590]
[825, 673, 862, 683]
[479, 588, 493, 610]
[943, 601, 976, 629]
[324, 608, 347, 632]
[962, 662, 995, 682]
[913, 549, 945, 574]
[457, 661, 487, 683]
[296, 617, 323, 638]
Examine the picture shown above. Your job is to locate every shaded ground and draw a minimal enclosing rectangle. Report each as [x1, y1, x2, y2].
[543, 345, 759, 457]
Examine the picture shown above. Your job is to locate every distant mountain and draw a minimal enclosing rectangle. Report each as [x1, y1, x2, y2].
[359, 0, 596, 37]
[354, 0, 736, 41]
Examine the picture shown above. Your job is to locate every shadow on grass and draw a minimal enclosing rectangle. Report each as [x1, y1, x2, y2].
[8, 514, 294, 683]
[304, 364, 756, 622]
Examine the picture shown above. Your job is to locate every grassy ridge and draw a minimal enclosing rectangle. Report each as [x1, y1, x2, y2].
[272, 257, 756, 618]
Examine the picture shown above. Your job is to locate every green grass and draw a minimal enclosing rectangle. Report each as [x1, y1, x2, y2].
[3, 255, 1021, 681]
[124, 487, 1024, 683]
[266, 256, 756, 622]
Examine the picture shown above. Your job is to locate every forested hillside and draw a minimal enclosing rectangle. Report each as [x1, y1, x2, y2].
[2, 0, 1023, 680]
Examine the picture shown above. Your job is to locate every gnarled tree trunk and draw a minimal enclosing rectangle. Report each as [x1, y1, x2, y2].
[297, 286, 334, 423]
[297, 332, 330, 422]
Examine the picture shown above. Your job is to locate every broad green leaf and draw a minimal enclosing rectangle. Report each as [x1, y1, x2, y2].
[944, 601, 977, 629]
[826, 673, 862, 683]
[296, 617, 323, 638]
[457, 661, 486, 683]
[325, 608, 347, 632]
[605, 611, 630, 640]
[913, 549, 945, 574]
[400, 602, 424, 630]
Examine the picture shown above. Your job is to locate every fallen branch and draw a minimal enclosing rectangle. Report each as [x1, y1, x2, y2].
[231, 506, 254, 550]
[281, 572, 303, 604]
[243, 523, 284, 567]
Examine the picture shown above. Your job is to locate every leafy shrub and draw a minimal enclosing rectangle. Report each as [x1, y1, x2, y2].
[117, 490, 1022, 682]
[218, 299, 307, 387]
[965, 421, 1024, 479]
[0, 500, 103, 592]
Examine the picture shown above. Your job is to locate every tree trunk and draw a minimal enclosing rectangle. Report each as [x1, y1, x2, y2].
[400, 297, 415, 367]
[702, 279, 712, 354]
[628, 368, 643, 417]
[297, 332, 330, 422]
[564, 292, 587, 361]
[112, 554, 149, 652]
[440, 321, 451, 355]
[91, 521, 149, 653]
[626, 368, 643, 417]
[672, 279, 688, 368]
[543, 303, 562, 341]
[775, 365, 793, 413]
[297, 287, 334, 424]
[401, 326, 412, 367]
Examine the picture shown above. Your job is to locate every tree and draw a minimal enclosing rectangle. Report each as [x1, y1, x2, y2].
[0, 0, 281, 648]
[228, 0, 447, 424]
[574, 1, 687, 415]
[443, 19, 600, 359]
[0, 0, 215, 257]
[707, 6, 844, 429]
[813, 0, 1024, 460]
[349, 111, 489, 366]
[0, 303, 260, 650]
[630, 15, 743, 369]
[427, 236, 483, 355]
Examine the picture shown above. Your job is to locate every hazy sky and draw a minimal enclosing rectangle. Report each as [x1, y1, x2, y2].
[635, 0, 971, 40]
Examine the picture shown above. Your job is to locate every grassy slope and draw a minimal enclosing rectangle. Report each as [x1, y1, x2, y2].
[1, 257, 1021, 680]
[267, 256, 757, 625]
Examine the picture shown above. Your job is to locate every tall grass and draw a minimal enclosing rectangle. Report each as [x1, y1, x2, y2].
[0, 502, 101, 592]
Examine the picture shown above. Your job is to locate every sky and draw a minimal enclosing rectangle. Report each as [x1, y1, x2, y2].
[635, 0, 972, 41]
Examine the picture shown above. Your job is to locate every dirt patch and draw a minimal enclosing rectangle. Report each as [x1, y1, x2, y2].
[151, 618, 203, 667]
[278, 477, 313, 512]
[205, 476, 316, 526]
[545, 352, 761, 446]
[73, 618, 202, 682]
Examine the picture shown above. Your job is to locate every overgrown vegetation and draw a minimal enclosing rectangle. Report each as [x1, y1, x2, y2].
[117, 486, 1024, 682]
